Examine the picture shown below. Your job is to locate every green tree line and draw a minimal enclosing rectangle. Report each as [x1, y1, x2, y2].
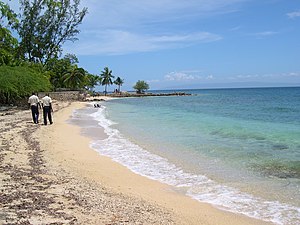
[0, 0, 126, 105]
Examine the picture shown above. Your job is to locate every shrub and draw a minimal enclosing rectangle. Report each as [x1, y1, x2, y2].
[0, 65, 51, 104]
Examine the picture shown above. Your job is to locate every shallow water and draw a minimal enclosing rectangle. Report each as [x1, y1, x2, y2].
[69, 87, 300, 225]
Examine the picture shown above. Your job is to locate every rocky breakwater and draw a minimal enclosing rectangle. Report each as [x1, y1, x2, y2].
[109, 92, 192, 98]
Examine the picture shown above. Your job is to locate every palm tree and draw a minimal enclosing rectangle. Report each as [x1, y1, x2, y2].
[85, 74, 100, 91]
[63, 66, 86, 89]
[114, 77, 124, 93]
[99, 67, 114, 95]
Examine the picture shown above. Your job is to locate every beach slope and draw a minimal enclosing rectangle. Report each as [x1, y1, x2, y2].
[0, 101, 271, 225]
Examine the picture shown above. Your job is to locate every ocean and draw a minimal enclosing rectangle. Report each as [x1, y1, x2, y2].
[69, 87, 300, 225]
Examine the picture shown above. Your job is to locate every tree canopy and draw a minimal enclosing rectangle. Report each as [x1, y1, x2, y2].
[85, 73, 100, 91]
[0, 0, 92, 105]
[0, 28, 19, 66]
[0, 1, 19, 65]
[0, 1, 18, 28]
[133, 80, 149, 94]
[62, 66, 86, 90]
[17, 0, 88, 65]
[0, 1, 129, 105]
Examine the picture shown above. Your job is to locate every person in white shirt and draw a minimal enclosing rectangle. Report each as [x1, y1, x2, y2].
[41, 94, 53, 125]
[28, 92, 41, 124]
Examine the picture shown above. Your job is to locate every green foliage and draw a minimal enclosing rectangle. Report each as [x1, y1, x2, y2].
[17, 0, 88, 64]
[133, 80, 149, 94]
[45, 55, 75, 89]
[0, 1, 19, 66]
[114, 76, 124, 92]
[62, 66, 86, 89]
[99, 67, 114, 95]
[0, 1, 19, 28]
[45, 54, 85, 90]
[44, 54, 98, 91]
[0, 28, 20, 66]
[0, 65, 51, 104]
[64, 53, 79, 65]
[0, 1, 93, 105]
[85, 74, 100, 91]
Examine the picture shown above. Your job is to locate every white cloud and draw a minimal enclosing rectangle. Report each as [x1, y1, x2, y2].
[287, 10, 300, 19]
[249, 31, 278, 39]
[261, 72, 300, 78]
[282, 72, 300, 77]
[62, 0, 245, 55]
[164, 71, 214, 81]
[229, 72, 300, 80]
[229, 26, 242, 31]
[165, 72, 197, 81]
[236, 74, 259, 79]
[3, 0, 242, 55]
[65, 30, 222, 55]
[81, 0, 245, 29]
[255, 31, 278, 36]
[147, 79, 160, 83]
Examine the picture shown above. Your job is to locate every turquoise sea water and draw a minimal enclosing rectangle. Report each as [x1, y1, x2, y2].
[70, 87, 300, 224]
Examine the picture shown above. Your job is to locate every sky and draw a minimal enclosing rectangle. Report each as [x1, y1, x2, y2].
[5, 0, 300, 91]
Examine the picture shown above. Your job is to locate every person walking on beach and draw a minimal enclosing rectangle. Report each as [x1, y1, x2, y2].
[28, 92, 41, 124]
[41, 94, 53, 125]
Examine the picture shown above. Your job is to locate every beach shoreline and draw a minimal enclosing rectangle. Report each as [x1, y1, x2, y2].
[0, 100, 272, 224]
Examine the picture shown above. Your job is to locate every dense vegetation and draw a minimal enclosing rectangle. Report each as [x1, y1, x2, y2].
[0, 0, 126, 105]
[0, 65, 51, 104]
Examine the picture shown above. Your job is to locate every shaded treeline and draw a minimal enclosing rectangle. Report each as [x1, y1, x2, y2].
[0, 0, 99, 105]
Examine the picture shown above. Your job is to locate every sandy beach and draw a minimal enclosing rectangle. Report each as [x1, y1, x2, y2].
[0, 100, 272, 225]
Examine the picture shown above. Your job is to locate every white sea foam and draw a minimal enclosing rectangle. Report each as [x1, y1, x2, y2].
[88, 106, 300, 225]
